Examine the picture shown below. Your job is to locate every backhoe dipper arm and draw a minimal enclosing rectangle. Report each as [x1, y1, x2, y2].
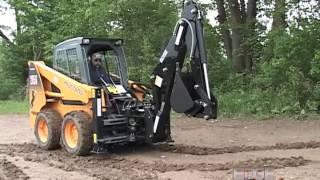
[151, 0, 218, 141]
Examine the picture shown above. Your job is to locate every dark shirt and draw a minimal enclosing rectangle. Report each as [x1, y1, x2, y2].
[91, 66, 112, 85]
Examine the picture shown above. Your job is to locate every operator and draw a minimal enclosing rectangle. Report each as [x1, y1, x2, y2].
[90, 52, 113, 86]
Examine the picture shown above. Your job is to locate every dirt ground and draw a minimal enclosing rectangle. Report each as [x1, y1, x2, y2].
[1, 114, 320, 180]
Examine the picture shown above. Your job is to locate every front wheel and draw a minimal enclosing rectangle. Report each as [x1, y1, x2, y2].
[61, 112, 93, 156]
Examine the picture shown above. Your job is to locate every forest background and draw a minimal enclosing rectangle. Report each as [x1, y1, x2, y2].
[0, 0, 319, 117]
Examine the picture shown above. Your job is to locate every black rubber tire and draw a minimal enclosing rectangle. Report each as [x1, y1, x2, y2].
[34, 110, 62, 150]
[61, 111, 93, 156]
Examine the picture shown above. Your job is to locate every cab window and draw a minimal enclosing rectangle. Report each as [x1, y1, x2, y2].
[98, 50, 121, 84]
[55, 50, 69, 74]
[66, 48, 81, 80]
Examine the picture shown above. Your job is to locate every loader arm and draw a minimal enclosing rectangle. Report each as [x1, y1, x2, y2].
[151, 0, 218, 141]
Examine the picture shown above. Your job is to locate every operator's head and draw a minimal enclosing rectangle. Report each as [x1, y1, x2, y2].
[91, 53, 103, 68]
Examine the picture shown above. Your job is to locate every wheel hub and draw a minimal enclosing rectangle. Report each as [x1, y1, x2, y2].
[64, 121, 78, 148]
[38, 119, 48, 143]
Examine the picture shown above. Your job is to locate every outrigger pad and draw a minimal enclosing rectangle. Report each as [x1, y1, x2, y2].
[170, 72, 194, 113]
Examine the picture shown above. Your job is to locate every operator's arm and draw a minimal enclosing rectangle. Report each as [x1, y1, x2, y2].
[99, 68, 113, 84]
[91, 67, 113, 86]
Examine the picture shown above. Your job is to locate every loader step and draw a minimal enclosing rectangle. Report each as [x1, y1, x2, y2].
[103, 114, 128, 126]
[98, 135, 129, 144]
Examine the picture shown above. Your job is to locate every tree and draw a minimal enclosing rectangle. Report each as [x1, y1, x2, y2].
[215, 0, 258, 73]
[272, 0, 287, 30]
[216, 0, 232, 60]
[0, 0, 179, 99]
[112, 0, 178, 81]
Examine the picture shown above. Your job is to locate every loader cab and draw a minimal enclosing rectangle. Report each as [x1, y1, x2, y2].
[53, 37, 129, 88]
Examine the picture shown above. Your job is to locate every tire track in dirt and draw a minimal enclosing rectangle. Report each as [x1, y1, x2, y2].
[154, 141, 320, 155]
[0, 143, 157, 180]
[144, 156, 308, 173]
[0, 156, 29, 180]
[0, 143, 311, 178]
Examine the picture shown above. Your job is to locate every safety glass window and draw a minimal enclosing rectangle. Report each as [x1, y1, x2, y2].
[66, 48, 81, 80]
[98, 50, 121, 84]
[55, 50, 69, 74]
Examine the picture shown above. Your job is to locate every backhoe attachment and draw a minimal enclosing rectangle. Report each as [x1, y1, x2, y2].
[151, 0, 218, 141]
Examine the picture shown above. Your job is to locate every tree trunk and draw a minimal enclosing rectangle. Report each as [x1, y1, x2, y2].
[247, 0, 257, 21]
[216, 0, 232, 60]
[228, 0, 246, 73]
[216, 0, 258, 73]
[33, 46, 42, 61]
[239, 0, 246, 23]
[272, 0, 287, 30]
[244, 0, 257, 72]
[15, 8, 22, 42]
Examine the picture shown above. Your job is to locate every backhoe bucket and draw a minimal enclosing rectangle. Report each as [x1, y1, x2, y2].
[170, 72, 217, 119]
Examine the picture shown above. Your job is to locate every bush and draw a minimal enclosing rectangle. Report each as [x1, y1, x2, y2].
[218, 88, 300, 116]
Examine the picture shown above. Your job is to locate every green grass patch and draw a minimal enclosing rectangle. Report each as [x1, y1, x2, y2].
[0, 100, 28, 114]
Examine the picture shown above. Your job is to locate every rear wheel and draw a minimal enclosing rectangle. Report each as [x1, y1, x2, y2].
[34, 110, 62, 150]
[61, 112, 93, 156]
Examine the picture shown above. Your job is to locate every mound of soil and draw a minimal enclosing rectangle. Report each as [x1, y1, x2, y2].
[0, 157, 29, 180]
[155, 141, 320, 155]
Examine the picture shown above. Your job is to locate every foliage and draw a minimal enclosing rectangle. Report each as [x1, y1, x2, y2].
[217, 20, 320, 116]
[218, 88, 299, 117]
[0, 0, 179, 101]
[259, 21, 320, 111]
[0, 43, 25, 100]
[1, 0, 320, 117]
[112, 0, 178, 82]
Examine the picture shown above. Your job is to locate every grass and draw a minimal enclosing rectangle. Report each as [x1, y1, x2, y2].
[0, 95, 317, 120]
[0, 100, 28, 114]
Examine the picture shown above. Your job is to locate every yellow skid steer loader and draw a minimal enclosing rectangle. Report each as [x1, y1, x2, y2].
[28, 0, 217, 155]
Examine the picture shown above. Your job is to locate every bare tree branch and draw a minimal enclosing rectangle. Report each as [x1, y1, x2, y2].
[0, 29, 13, 45]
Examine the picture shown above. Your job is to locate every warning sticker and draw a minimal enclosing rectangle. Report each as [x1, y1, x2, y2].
[154, 75, 163, 88]
[160, 50, 168, 63]
[29, 75, 38, 85]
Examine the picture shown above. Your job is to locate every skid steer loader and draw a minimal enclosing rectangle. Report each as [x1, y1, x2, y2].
[28, 0, 217, 155]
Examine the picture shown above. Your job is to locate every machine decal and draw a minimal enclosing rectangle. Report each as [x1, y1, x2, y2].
[160, 50, 168, 63]
[93, 133, 97, 143]
[63, 81, 84, 96]
[154, 75, 163, 88]
[29, 75, 38, 85]
[153, 115, 160, 133]
[175, 25, 184, 46]
[96, 98, 102, 117]
[203, 63, 211, 100]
